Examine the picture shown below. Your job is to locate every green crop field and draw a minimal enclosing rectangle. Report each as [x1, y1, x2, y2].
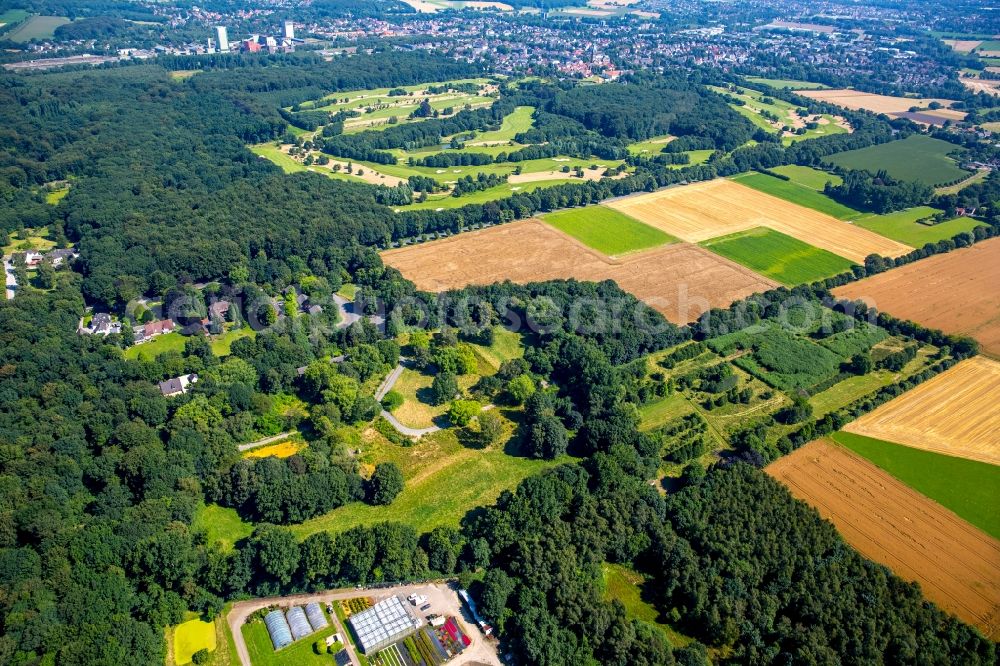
[854, 207, 985, 246]
[701, 227, 855, 285]
[289, 428, 563, 540]
[541, 206, 675, 256]
[745, 77, 829, 90]
[769, 165, 843, 190]
[193, 503, 253, 553]
[824, 135, 970, 186]
[832, 432, 1000, 540]
[730, 172, 862, 219]
[6, 15, 69, 41]
[174, 618, 216, 665]
[471, 105, 535, 143]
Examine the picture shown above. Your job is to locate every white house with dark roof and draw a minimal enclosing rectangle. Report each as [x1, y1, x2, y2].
[158, 373, 198, 398]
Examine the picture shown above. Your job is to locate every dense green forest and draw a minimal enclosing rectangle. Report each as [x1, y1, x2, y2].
[1, 53, 997, 665]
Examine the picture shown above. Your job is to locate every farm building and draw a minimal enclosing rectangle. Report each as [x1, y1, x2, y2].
[264, 610, 293, 650]
[305, 602, 328, 631]
[286, 606, 313, 641]
[348, 595, 421, 654]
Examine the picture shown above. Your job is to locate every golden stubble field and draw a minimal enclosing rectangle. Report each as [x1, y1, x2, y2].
[841, 356, 1000, 464]
[834, 238, 1000, 357]
[767, 439, 1000, 639]
[605, 179, 912, 263]
[797, 88, 962, 115]
[380, 218, 778, 324]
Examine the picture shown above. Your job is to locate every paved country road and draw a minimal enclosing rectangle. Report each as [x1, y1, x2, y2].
[226, 582, 500, 666]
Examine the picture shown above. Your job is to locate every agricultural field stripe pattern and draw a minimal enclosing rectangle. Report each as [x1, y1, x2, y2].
[841, 356, 1000, 465]
[606, 179, 910, 263]
[766, 439, 1000, 639]
[380, 218, 778, 325]
[833, 238, 1000, 357]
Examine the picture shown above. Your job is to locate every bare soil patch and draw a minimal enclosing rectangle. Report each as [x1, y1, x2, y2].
[833, 237, 1000, 356]
[767, 439, 1000, 639]
[841, 357, 1000, 464]
[381, 219, 777, 324]
[606, 179, 911, 262]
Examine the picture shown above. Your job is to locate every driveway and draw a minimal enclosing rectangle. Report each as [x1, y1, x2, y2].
[333, 294, 362, 329]
[3, 257, 15, 300]
[226, 582, 500, 666]
[375, 360, 442, 438]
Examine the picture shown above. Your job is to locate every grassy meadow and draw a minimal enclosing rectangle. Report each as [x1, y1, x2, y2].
[289, 426, 564, 540]
[853, 208, 985, 246]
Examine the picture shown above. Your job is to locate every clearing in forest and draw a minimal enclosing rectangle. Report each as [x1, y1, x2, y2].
[380, 218, 778, 324]
[606, 179, 911, 263]
[767, 438, 1000, 639]
[841, 356, 1000, 465]
[833, 237, 1000, 357]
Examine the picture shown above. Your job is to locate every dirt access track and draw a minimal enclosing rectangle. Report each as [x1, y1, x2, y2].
[842, 356, 1000, 465]
[833, 237, 1000, 357]
[381, 218, 778, 325]
[606, 179, 912, 263]
[767, 439, 1000, 639]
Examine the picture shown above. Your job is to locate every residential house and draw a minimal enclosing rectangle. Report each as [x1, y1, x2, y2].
[158, 373, 198, 398]
[135, 318, 175, 343]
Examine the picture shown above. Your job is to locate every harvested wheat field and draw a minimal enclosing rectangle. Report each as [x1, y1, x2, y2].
[842, 357, 1000, 464]
[834, 238, 1000, 356]
[606, 179, 911, 262]
[797, 89, 959, 115]
[381, 218, 777, 324]
[767, 439, 1000, 639]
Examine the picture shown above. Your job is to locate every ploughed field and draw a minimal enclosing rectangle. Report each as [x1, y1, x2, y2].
[841, 356, 1000, 465]
[380, 218, 778, 324]
[605, 179, 911, 263]
[833, 237, 1000, 357]
[767, 439, 1000, 639]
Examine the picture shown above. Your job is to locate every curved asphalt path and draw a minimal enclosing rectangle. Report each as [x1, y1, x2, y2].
[375, 359, 442, 438]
